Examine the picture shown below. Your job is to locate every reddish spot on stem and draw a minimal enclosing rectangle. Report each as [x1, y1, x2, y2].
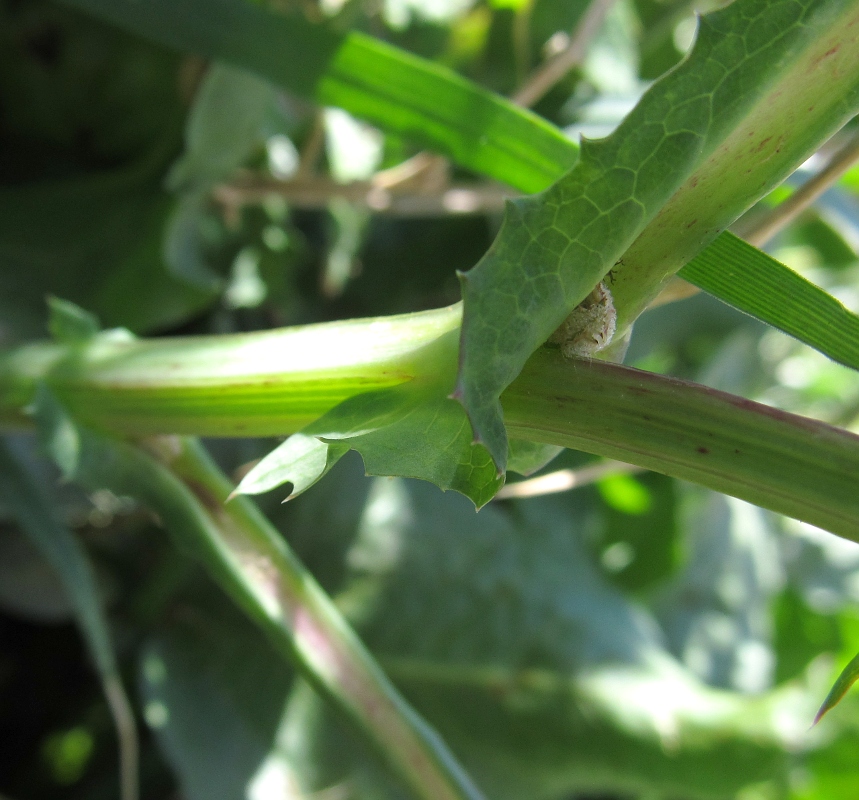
[753, 136, 772, 153]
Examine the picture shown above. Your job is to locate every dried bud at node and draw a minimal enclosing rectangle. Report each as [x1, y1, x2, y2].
[548, 281, 617, 358]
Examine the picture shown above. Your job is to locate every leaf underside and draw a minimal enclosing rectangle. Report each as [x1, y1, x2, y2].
[456, 0, 859, 470]
[239, 382, 502, 507]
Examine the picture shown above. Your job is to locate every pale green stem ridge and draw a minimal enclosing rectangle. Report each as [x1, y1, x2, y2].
[0, 307, 461, 435]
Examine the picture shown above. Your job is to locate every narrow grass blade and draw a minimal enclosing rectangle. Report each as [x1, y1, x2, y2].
[0, 439, 138, 800]
[814, 650, 859, 724]
[57, 0, 576, 193]
[680, 232, 859, 371]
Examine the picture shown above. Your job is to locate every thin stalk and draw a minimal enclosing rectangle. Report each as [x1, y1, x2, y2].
[497, 459, 644, 499]
[36, 404, 485, 800]
[102, 674, 139, 800]
[213, 172, 510, 217]
[512, 0, 618, 108]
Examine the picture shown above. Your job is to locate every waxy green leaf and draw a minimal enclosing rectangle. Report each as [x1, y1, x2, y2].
[344, 398, 502, 508]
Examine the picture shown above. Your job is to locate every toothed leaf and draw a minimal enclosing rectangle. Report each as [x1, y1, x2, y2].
[456, 0, 859, 470]
[234, 434, 350, 500]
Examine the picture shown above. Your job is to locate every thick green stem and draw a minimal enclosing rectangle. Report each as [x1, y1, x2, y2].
[503, 351, 859, 539]
[150, 437, 485, 800]
[2, 310, 858, 537]
[0, 307, 461, 435]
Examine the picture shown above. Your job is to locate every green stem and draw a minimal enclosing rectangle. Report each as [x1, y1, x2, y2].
[3, 310, 858, 537]
[0, 307, 461, 435]
[50, 421, 484, 800]
[155, 437, 485, 800]
[504, 350, 859, 539]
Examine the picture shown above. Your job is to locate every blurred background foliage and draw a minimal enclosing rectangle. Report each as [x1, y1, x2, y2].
[2, 0, 859, 797]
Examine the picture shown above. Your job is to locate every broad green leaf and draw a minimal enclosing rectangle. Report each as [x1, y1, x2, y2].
[237, 382, 502, 506]
[457, 0, 859, 469]
[656, 487, 780, 692]
[0, 166, 213, 342]
[345, 398, 503, 507]
[235, 433, 350, 499]
[162, 192, 222, 289]
[814, 650, 859, 724]
[163, 62, 282, 287]
[166, 62, 279, 193]
[273, 678, 409, 800]
[296, 478, 799, 799]
[305, 362, 503, 505]
[0, 439, 138, 800]
[680, 232, 859, 371]
[140, 594, 292, 800]
[0, 4, 213, 341]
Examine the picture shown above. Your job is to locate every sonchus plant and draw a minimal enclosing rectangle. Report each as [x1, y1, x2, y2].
[3, 0, 859, 798]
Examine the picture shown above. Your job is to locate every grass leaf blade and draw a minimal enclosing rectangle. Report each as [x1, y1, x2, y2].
[680, 232, 859, 371]
[814, 650, 859, 724]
